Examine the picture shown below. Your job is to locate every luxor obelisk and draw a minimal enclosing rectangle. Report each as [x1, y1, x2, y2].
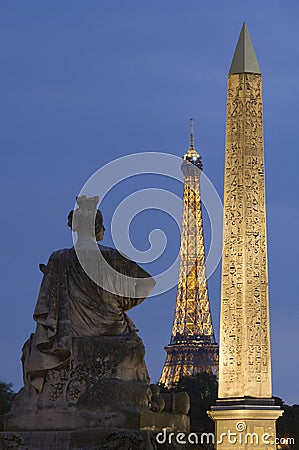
[208, 23, 282, 449]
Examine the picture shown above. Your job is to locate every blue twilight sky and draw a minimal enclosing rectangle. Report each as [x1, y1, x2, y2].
[0, 1, 298, 405]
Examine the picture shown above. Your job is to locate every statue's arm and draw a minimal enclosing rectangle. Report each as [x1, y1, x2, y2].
[111, 250, 156, 310]
[135, 272, 156, 300]
[121, 274, 155, 312]
[126, 263, 156, 309]
[39, 263, 47, 274]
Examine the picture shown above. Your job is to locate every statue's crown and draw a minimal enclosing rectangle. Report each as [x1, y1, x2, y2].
[76, 196, 99, 211]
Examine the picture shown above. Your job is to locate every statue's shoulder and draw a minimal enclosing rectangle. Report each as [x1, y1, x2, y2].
[97, 244, 150, 278]
[48, 247, 73, 260]
[98, 244, 133, 263]
[41, 248, 75, 271]
[97, 244, 115, 254]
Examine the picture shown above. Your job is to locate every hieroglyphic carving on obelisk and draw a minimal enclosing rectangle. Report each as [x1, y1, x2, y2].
[208, 23, 282, 449]
[219, 27, 272, 399]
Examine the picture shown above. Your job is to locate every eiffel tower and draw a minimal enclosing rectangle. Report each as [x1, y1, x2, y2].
[159, 120, 219, 389]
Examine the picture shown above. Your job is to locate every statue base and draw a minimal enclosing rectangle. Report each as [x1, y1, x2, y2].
[0, 427, 187, 450]
[3, 335, 189, 449]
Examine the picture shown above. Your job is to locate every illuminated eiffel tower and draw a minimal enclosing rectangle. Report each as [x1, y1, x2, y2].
[159, 120, 218, 389]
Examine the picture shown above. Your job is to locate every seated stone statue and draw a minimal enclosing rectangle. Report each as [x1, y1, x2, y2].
[22, 196, 156, 394]
[4, 196, 189, 440]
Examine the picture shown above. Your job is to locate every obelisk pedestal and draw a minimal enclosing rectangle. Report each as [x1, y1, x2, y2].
[208, 23, 282, 449]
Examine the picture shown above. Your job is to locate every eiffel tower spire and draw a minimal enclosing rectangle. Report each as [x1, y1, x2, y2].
[189, 117, 194, 149]
[159, 121, 218, 389]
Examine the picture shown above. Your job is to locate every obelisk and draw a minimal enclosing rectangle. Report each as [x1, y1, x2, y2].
[208, 23, 282, 449]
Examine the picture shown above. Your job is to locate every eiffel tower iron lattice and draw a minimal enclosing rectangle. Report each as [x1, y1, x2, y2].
[159, 120, 219, 389]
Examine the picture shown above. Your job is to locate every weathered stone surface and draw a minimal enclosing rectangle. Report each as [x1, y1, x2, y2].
[0, 429, 188, 450]
[3, 200, 190, 449]
[5, 336, 189, 434]
[0, 430, 151, 450]
[22, 197, 156, 396]
[160, 392, 190, 415]
[6, 336, 146, 430]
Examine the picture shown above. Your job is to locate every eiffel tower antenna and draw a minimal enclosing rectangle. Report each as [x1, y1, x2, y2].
[189, 118, 194, 149]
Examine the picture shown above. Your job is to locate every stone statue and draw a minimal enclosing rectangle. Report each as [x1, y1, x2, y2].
[3, 196, 189, 448]
[22, 196, 155, 394]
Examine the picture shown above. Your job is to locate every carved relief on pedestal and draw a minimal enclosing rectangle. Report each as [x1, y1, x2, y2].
[44, 349, 113, 405]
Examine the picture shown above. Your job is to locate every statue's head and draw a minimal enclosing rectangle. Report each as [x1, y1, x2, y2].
[68, 196, 105, 242]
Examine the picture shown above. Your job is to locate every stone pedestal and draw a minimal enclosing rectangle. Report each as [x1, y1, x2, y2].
[2, 335, 189, 449]
[0, 429, 173, 450]
[208, 399, 283, 449]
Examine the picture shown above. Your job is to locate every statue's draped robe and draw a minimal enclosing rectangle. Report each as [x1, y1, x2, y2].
[23, 245, 154, 393]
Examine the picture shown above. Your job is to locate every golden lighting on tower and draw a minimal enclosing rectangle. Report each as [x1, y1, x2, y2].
[159, 119, 218, 389]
